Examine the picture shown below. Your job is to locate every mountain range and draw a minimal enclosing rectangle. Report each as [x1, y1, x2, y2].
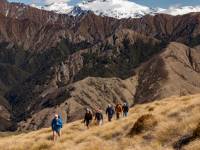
[31, 0, 200, 19]
[0, 0, 200, 131]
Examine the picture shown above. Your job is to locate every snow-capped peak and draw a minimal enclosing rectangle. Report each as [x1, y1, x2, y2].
[77, 0, 156, 18]
[32, 2, 73, 14]
[30, 0, 200, 19]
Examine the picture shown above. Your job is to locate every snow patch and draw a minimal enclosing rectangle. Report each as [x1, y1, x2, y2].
[31, 2, 73, 14]
[5, 9, 9, 17]
[44, 2, 73, 14]
[158, 6, 200, 16]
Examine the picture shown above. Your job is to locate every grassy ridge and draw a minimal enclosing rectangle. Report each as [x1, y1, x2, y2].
[0, 94, 200, 150]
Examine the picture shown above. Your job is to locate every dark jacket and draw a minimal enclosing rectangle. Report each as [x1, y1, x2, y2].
[84, 112, 93, 122]
[51, 117, 63, 131]
[95, 112, 103, 121]
[122, 104, 129, 112]
[106, 107, 115, 116]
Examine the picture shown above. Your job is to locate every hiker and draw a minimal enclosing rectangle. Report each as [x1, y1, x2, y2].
[122, 102, 129, 117]
[51, 114, 63, 141]
[106, 104, 115, 122]
[95, 109, 103, 126]
[84, 108, 93, 129]
[115, 103, 123, 119]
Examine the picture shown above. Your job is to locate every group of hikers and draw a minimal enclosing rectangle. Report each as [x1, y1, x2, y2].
[51, 102, 129, 141]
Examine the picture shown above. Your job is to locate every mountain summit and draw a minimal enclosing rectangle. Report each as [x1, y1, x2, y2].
[76, 0, 157, 18]
[42, 2, 73, 14]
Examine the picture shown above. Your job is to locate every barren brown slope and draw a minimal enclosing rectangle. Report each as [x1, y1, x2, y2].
[120, 13, 200, 46]
[135, 42, 200, 103]
[1, 0, 200, 52]
[6, 28, 161, 130]
[0, 95, 12, 131]
[17, 76, 137, 130]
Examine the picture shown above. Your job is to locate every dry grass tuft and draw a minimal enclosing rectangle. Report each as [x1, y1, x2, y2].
[128, 114, 157, 136]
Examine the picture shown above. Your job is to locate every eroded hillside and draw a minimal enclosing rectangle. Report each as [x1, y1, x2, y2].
[0, 0, 200, 131]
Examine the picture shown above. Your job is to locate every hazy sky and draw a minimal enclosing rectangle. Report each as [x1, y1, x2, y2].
[8, 0, 200, 8]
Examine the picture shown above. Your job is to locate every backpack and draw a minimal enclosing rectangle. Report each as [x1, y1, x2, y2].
[115, 104, 122, 113]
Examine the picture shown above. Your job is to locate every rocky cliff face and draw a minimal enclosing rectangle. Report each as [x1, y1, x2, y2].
[0, 0, 200, 131]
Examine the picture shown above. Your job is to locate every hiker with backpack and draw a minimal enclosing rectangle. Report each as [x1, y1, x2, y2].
[84, 108, 93, 129]
[115, 103, 123, 119]
[51, 113, 63, 141]
[122, 102, 129, 117]
[95, 109, 103, 126]
[106, 104, 115, 122]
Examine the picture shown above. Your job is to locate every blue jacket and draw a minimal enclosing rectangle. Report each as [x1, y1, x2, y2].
[106, 107, 115, 116]
[51, 117, 63, 131]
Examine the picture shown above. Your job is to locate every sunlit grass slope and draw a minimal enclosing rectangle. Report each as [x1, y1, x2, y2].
[0, 94, 200, 150]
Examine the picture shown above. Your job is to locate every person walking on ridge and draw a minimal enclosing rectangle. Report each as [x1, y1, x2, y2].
[84, 108, 93, 129]
[106, 104, 115, 122]
[115, 103, 123, 119]
[122, 102, 129, 117]
[95, 109, 103, 126]
[51, 113, 63, 141]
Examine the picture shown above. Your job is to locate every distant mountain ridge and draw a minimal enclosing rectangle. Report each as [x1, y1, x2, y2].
[31, 0, 200, 19]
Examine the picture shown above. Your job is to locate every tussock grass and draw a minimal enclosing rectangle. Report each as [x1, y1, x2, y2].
[183, 139, 200, 150]
[0, 94, 200, 150]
